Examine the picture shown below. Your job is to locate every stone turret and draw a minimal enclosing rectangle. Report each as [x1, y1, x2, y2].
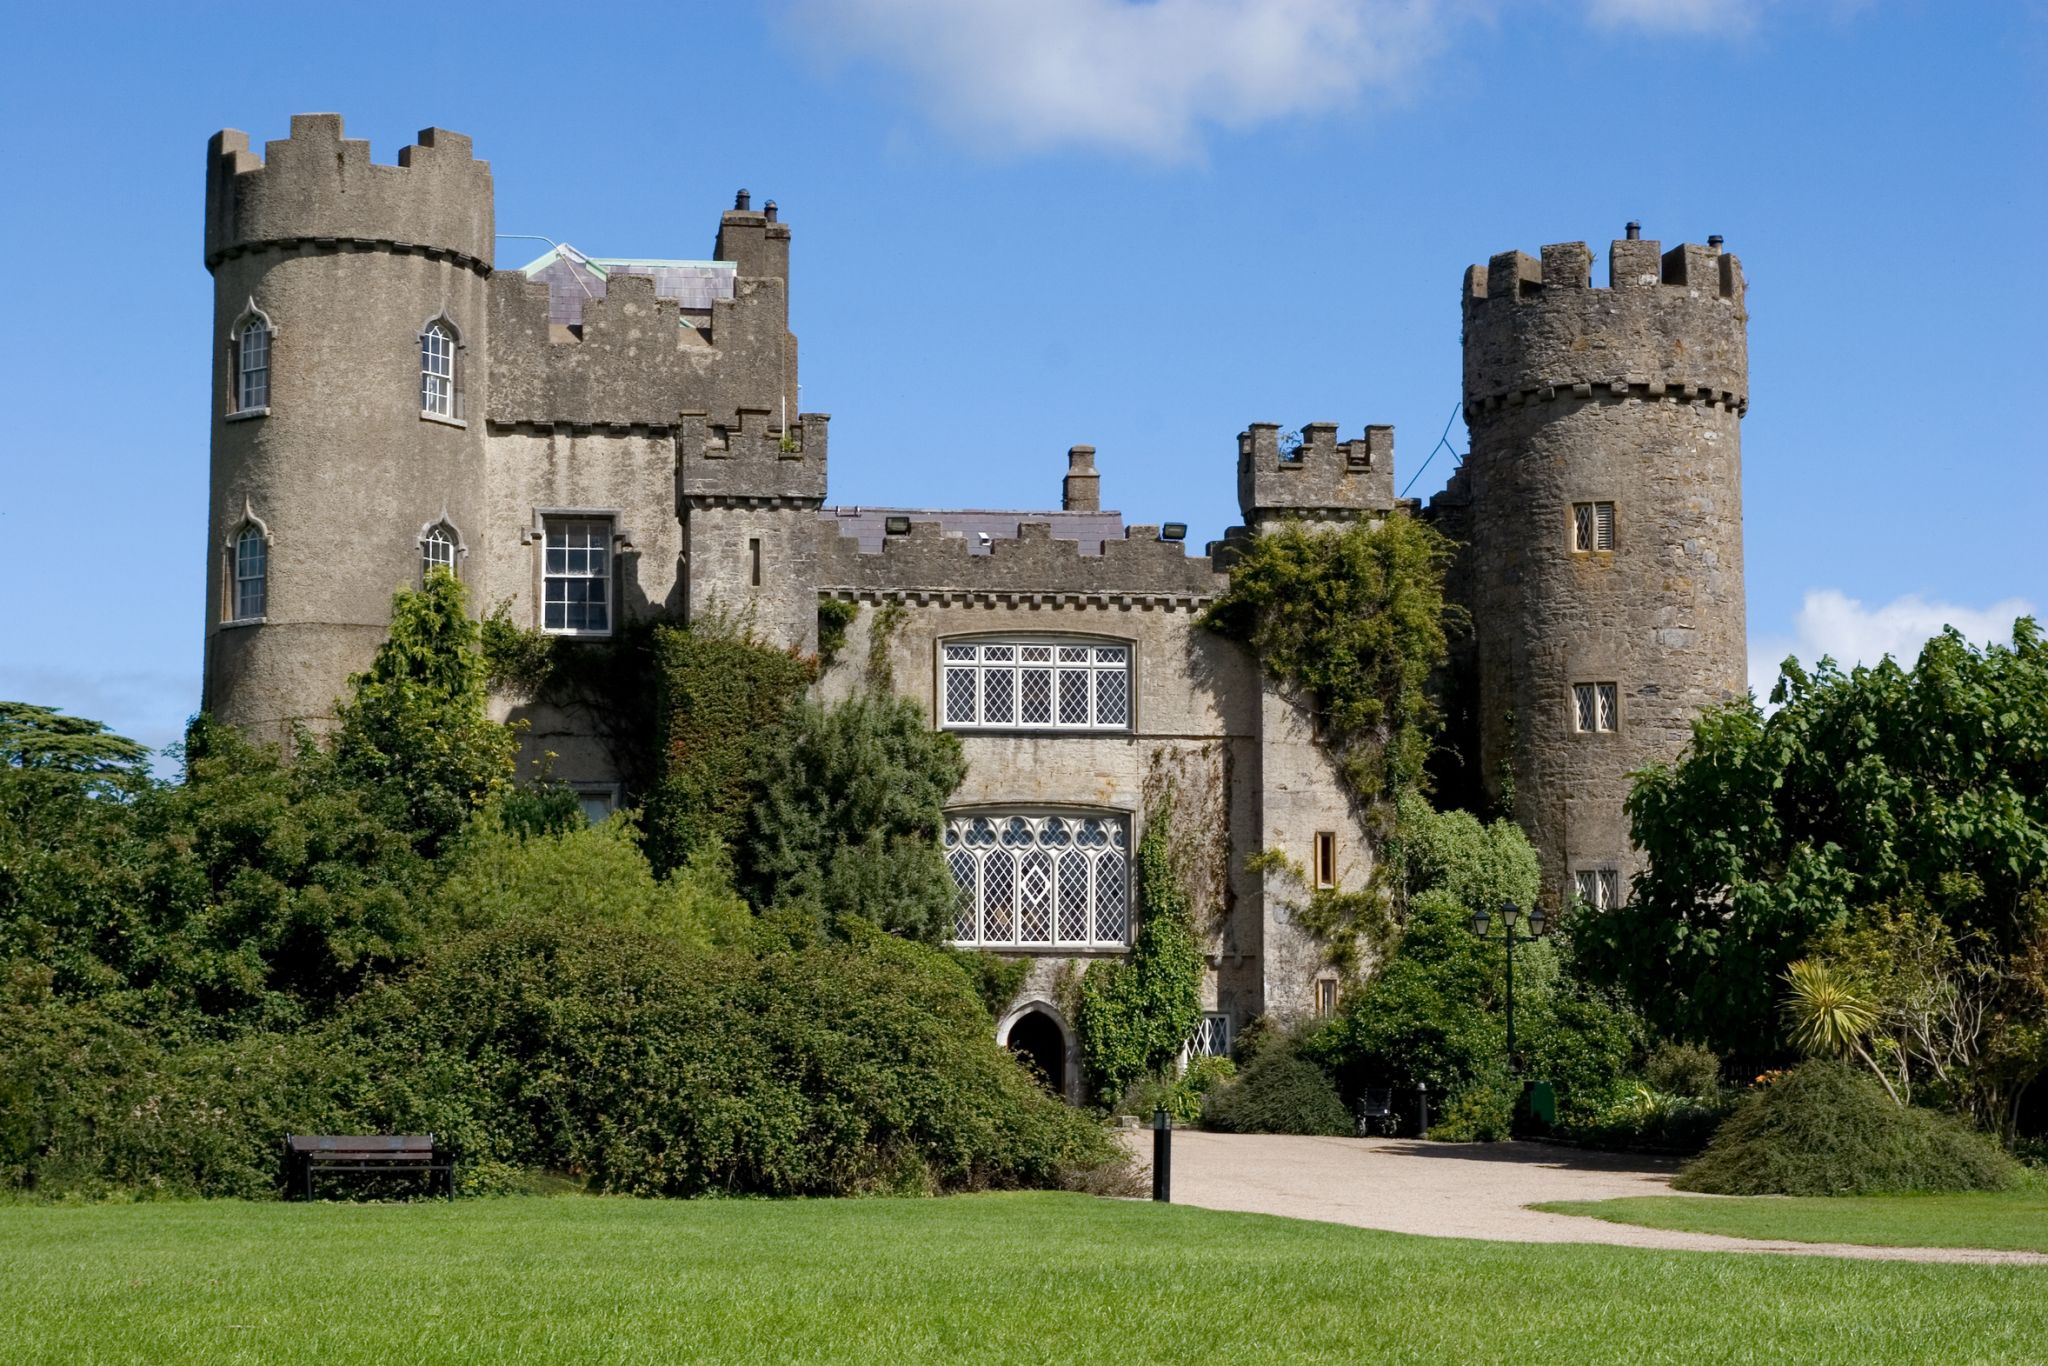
[1450, 227, 1749, 911]
[202, 114, 494, 738]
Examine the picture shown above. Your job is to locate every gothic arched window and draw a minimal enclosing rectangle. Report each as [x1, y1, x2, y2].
[419, 317, 460, 419]
[228, 301, 272, 416]
[421, 522, 459, 581]
[230, 522, 268, 621]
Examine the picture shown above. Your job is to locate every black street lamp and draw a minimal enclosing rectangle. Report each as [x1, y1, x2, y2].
[1470, 899, 1548, 1072]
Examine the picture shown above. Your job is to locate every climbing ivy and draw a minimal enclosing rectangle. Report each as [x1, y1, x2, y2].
[817, 597, 859, 669]
[1074, 793, 1205, 1102]
[1199, 513, 1457, 818]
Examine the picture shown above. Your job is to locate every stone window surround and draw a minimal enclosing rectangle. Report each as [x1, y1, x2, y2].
[521, 509, 634, 639]
[226, 297, 274, 420]
[1571, 499, 1616, 554]
[221, 500, 271, 628]
[1572, 681, 1620, 734]
[1312, 831, 1338, 889]
[934, 632, 1138, 735]
[1573, 867, 1622, 911]
[418, 311, 466, 426]
[1312, 973, 1340, 1020]
[418, 513, 467, 582]
[943, 803, 1136, 954]
[572, 782, 622, 825]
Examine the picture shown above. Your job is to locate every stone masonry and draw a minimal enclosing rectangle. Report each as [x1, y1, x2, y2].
[201, 117, 1747, 1089]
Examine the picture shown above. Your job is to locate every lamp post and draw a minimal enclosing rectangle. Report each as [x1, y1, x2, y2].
[1469, 899, 1548, 1073]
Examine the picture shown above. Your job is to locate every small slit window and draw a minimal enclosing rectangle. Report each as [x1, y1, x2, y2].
[749, 537, 762, 588]
[1573, 682, 1619, 733]
[1314, 978, 1339, 1019]
[231, 524, 267, 621]
[1312, 832, 1337, 889]
[1572, 501, 1616, 553]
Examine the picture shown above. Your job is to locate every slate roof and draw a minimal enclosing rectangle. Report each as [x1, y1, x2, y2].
[518, 245, 736, 328]
[822, 507, 1128, 556]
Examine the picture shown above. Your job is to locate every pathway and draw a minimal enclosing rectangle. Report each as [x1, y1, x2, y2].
[1123, 1131, 2048, 1265]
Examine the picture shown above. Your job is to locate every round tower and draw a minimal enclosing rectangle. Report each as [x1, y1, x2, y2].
[202, 113, 494, 739]
[1458, 228, 1748, 911]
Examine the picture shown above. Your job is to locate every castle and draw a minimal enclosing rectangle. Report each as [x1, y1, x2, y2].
[202, 116, 1747, 1097]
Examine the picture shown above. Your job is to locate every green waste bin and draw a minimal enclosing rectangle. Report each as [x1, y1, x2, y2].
[1521, 1080, 1556, 1133]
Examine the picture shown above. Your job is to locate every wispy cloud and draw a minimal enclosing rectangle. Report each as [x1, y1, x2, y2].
[1749, 588, 2037, 703]
[784, 0, 1452, 160]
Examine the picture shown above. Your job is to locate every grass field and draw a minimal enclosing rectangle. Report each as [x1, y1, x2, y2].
[6, 1195, 2048, 1363]
[1534, 1188, 2048, 1254]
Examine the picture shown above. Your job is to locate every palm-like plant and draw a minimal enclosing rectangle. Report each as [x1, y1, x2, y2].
[1781, 959, 1899, 1104]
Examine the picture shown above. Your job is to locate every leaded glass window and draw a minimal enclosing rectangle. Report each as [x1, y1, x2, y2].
[939, 640, 1133, 732]
[1573, 681, 1618, 733]
[944, 812, 1130, 948]
[543, 518, 612, 636]
[1572, 500, 1616, 553]
[231, 525, 266, 621]
[420, 320, 458, 418]
[1574, 868, 1622, 911]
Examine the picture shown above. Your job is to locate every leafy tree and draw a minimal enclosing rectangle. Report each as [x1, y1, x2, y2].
[1200, 514, 1456, 812]
[1580, 619, 2048, 1068]
[333, 568, 514, 853]
[0, 702, 150, 784]
[740, 692, 966, 940]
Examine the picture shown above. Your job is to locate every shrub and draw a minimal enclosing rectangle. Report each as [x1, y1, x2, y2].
[1130, 1056, 1237, 1125]
[1203, 1051, 1351, 1136]
[1429, 1078, 1514, 1142]
[1567, 1085, 1727, 1154]
[1675, 1059, 2017, 1196]
[1644, 1041, 1724, 1101]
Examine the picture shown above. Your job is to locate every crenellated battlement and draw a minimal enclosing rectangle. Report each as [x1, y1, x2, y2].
[1236, 421, 1395, 527]
[680, 407, 829, 506]
[1462, 230, 1748, 414]
[204, 114, 493, 270]
[819, 518, 1226, 606]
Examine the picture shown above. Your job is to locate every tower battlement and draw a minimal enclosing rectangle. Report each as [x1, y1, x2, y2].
[204, 114, 493, 271]
[1462, 233, 1746, 418]
[680, 407, 829, 505]
[1236, 421, 1395, 527]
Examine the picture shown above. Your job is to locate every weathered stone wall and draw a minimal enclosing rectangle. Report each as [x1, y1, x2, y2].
[1457, 234, 1748, 907]
[204, 116, 492, 738]
[1236, 422, 1395, 530]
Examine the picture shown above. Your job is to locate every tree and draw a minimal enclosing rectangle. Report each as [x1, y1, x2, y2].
[1581, 619, 2048, 1078]
[740, 692, 966, 941]
[0, 702, 150, 789]
[333, 569, 514, 853]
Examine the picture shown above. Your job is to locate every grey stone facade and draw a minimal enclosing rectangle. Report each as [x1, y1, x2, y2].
[201, 117, 1746, 1072]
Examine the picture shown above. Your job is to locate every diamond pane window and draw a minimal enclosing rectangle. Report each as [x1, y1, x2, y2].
[944, 812, 1132, 948]
[1573, 681, 1618, 733]
[1572, 501, 1616, 553]
[543, 518, 612, 636]
[1574, 868, 1622, 911]
[1598, 683, 1619, 731]
[938, 639, 1134, 732]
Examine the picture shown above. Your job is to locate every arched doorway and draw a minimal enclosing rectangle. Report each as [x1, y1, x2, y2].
[1005, 1010, 1067, 1098]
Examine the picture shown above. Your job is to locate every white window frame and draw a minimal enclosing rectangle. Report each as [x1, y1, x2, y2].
[541, 516, 615, 637]
[419, 316, 463, 422]
[1190, 1012, 1232, 1058]
[940, 638, 1133, 733]
[1574, 868, 1622, 911]
[1572, 500, 1615, 553]
[419, 519, 462, 582]
[227, 299, 273, 419]
[228, 519, 268, 623]
[1573, 681, 1619, 733]
[944, 811, 1131, 950]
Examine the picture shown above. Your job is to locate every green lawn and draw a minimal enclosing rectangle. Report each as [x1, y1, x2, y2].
[4, 1194, 2046, 1364]
[1534, 1188, 2048, 1254]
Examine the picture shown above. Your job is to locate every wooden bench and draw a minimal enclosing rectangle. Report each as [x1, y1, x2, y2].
[285, 1134, 456, 1200]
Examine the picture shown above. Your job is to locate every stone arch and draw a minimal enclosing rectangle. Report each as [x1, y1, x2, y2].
[996, 998, 1081, 1105]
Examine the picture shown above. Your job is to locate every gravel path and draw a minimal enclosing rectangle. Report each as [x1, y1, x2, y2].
[1123, 1131, 2048, 1265]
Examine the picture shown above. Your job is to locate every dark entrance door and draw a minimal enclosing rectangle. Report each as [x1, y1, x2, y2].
[1007, 1011, 1066, 1097]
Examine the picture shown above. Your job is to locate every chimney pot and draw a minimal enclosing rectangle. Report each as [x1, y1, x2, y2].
[1625, 221, 1642, 241]
[735, 189, 751, 211]
[764, 200, 778, 222]
[1708, 234, 1724, 250]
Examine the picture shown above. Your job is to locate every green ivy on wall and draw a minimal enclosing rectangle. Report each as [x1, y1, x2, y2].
[1074, 792, 1205, 1102]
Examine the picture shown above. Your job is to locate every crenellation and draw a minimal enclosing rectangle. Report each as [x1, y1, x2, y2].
[1237, 420, 1396, 527]
[680, 408, 829, 505]
[819, 514, 1226, 600]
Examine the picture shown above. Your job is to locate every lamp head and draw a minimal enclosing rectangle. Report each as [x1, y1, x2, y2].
[1501, 900, 1519, 930]
[1528, 904, 1549, 938]
[1470, 906, 1491, 937]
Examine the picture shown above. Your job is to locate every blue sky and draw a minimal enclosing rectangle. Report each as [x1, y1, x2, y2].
[2, 1, 2043, 759]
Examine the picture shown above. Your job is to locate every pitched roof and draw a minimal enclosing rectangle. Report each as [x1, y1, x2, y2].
[518, 244, 736, 328]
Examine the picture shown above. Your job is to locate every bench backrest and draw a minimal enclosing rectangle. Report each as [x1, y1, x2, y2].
[287, 1134, 436, 1155]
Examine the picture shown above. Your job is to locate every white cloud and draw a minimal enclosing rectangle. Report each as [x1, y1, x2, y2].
[1583, 0, 1744, 32]
[1748, 589, 2036, 703]
[783, 0, 1453, 159]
